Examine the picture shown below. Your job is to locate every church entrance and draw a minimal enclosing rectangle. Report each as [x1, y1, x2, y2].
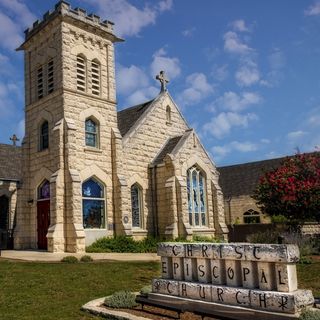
[0, 195, 9, 249]
[37, 180, 50, 250]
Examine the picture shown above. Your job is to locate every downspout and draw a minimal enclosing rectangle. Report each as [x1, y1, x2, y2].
[151, 165, 159, 238]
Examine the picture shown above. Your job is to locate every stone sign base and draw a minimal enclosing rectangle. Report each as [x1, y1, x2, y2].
[148, 293, 303, 320]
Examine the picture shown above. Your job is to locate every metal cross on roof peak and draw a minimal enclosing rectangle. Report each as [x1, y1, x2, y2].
[10, 134, 19, 146]
[156, 70, 169, 92]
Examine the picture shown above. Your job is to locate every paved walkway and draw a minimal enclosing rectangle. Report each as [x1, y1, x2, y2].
[0, 250, 160, 262]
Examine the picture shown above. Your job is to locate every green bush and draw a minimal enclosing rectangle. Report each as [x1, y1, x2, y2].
[140, 285, 152, 296]
[104, 291, 138, 309]
[61, 256, 78, 263]
[271, 214, 289, 224]
[299, 309, 320, 320]
[86, 236, 158, 253]
[80, 255, 93, 262]
[246, 229, 280, 244]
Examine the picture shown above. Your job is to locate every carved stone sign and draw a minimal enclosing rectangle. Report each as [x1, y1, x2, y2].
[150, 243, 314, 318]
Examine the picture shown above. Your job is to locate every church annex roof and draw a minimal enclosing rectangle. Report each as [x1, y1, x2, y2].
[0, 144, 22, 181]
[117, 99, 154, 137]
[217, 157, 285, 198]
[152, 135, 183, 165]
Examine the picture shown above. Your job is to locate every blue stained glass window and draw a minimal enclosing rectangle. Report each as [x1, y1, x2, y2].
[85, 119, 98, 147]
[82, 178, 105, 229]
[82, 179, 104, 198]
[186, 166, 207, 227]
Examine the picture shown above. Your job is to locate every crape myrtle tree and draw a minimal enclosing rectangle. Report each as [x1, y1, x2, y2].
[253, 153, 320, 224]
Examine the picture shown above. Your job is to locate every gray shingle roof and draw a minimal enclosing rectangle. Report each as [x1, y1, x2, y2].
[0, 144, 22, 180]
[153, 136, 183, 165]
[217, 157, 285, 197]
[117, 99, 154, 137]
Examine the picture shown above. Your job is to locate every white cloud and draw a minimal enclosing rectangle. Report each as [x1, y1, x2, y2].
[203, 112, 258, 139]
[179, 73, 214, 106]
[305, 2, 320, 16]
[84, 0, 172, 37]
[182, 27, 196, 37]
[116, 64, 149, 94]
[212, 140, 258, 161]
[235, 62, 260, 87]
[0, 0, 36, 27]
[223, 31, 252, 54]
[268, 49, 286, 69]
[17, 118, 25, 140]
[287, 130, 308, 141]
[307, 107, 320, 126]
[126, 86, 159, 106]
[150, 48, 181, 79]
[212, 64, 229, 81]
[261, 138, 270, 144]
[0, 12, 23, 50]
[231, 19, 249, 32]
[213, 91, 262, 112]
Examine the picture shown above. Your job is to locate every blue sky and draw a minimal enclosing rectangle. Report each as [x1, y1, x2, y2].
[0, 0, 320, 166]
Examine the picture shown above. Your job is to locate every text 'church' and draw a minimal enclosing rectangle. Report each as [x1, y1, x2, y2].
[0, 1, 228, 252]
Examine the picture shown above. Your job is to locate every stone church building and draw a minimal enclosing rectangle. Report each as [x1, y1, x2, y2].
[0, 1, 228, 252]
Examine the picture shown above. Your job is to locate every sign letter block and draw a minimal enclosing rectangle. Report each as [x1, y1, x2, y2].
[275, 263, 297, 292]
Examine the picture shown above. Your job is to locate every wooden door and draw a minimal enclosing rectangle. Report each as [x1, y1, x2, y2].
[37, 200, 50, 250]
[0, 196, 9, 230]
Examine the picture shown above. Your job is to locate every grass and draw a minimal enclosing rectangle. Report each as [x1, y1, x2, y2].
[0, 258, 318, 319]
[0, 259, 160, 320]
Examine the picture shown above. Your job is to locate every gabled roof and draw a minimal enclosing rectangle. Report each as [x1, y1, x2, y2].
[0, 144, 22, 181]
[217, 157, 285, 197]
[117, 99, 154, 137]
[152, 135, 183, 165]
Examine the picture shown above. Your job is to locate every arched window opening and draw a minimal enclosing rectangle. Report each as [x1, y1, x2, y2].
[82, 178, 105, 229]
[37, 66, 44, 99]
[131, 184, 142, 228]
[38, 180, 50, 200]
[76, 55, 86, 92]
[91, 60, 100, 96]
[47, 59, 54, 94]
[40, 121, 49, 150]
[166, 105, 171, 123]
[187, 166, 207, 227]
[0, 195, 9, 230]
[85, 118, 98, 147]
[243, 209, 261, 224]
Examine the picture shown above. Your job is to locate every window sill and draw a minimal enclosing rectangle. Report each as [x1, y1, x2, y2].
[38, 148, 49, 155]
[84, 147, 102, 153]
[132, 228, 147, 234]
[166, 121, 172, 126]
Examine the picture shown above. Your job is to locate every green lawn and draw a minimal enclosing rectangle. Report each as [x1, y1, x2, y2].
[0, 260, 160, 320]
[0, 259, 318, 320]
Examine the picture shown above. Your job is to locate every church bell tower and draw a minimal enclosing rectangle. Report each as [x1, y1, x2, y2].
[15, 1, 123, 252]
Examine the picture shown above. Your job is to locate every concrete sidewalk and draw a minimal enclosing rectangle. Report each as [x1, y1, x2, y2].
[0, 250, 160, 262]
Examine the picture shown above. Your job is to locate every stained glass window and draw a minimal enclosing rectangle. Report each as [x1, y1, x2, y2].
[187, 166, 207, 226]
[82, 178, 105, 229]
[38, 180, 50, 199]
[131, 184, 142, 228]
[40, 121, 49, 150]
[85, 119, 98, 147]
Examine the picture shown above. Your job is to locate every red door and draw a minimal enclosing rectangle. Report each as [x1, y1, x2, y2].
[37, 200, 50, 250]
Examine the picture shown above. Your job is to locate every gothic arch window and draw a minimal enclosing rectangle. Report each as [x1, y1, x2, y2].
[243, 209, 261, 224]
[40, 121, 49, 151]
[76, 54, 86, 92]
[82, 178, 105, 229]
[85, 118, 99, 148]
[131, 183, 143, 228]
[47, 59, 54, 94]
[37, 65, 44, 99]
[91, 59, 101, 96]
[187, 165, 207, 227]
[38, 180, 50, 200]
[166, 105, 171, 123]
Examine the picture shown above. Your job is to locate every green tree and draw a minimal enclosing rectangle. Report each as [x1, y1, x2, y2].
[253, 153, 320, 223]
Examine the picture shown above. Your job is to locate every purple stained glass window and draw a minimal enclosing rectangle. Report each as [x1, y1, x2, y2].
[38, 180, 50, 199]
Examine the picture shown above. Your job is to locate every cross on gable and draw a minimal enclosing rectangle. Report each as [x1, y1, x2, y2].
[10, 134, 19, 146]
[156, 70, 169, 92]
